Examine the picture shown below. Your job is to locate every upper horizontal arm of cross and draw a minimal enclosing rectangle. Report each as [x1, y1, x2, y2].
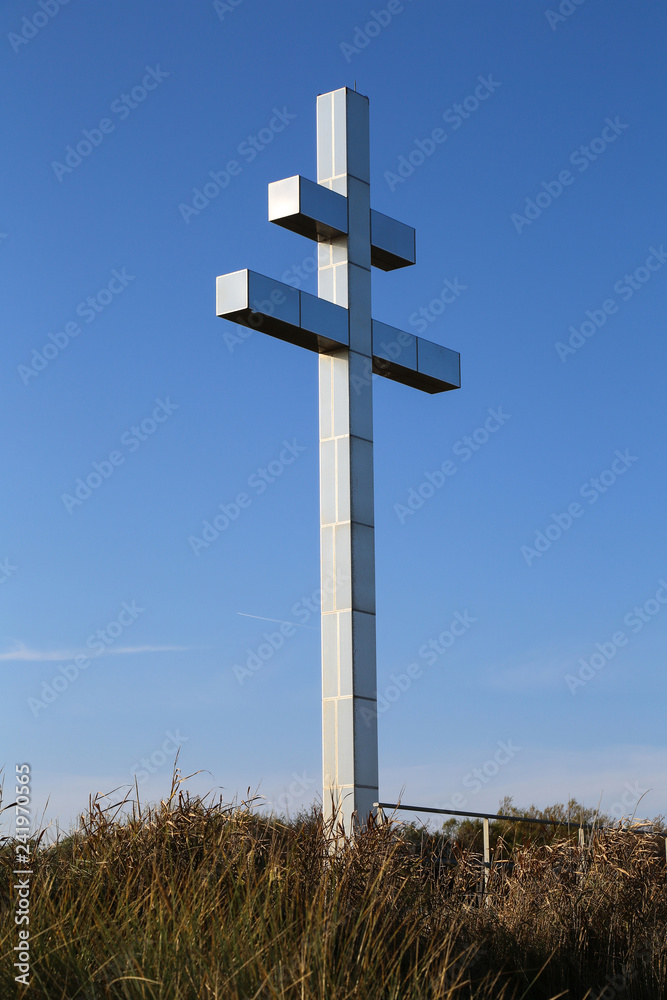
[268, 175, 416, 271]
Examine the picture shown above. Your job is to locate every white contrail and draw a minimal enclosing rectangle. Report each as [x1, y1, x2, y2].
[236, 613, 315, 630]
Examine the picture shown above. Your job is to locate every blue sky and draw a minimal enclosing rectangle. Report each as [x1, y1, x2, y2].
[2, 0, 666, 833]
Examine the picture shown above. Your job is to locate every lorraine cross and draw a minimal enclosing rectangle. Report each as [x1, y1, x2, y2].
[216, 87, 461, 834]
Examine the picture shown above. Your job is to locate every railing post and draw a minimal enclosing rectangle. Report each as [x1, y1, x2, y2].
[483, 817, 490, 895]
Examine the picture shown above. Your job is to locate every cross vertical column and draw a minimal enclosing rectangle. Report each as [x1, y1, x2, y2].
[317, 88, 378, 833]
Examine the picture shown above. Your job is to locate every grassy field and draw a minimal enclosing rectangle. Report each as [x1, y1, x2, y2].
[1, 776, 666, 999]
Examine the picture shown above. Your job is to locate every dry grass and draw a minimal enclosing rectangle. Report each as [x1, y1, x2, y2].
[1, 775, 666, 999]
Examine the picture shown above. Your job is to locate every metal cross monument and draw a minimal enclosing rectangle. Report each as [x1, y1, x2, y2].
[216, 88, 461, 833]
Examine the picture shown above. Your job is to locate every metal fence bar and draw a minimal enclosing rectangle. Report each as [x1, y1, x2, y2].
[374, 801, 599, 830]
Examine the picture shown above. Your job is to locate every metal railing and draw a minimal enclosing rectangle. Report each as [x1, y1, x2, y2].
[375, 801, 599, 830]
[374, 801, 666, 891]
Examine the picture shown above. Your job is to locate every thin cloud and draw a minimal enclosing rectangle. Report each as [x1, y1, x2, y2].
[0, 643, 191, 663]
[109, 645, 191, 655]
[480, 648, 573, 693]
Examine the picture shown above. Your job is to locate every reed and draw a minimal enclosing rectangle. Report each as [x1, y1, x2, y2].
[1, 774, 665, 999]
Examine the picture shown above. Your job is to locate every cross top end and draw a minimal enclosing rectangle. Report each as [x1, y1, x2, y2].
[216, 88, 460, 395]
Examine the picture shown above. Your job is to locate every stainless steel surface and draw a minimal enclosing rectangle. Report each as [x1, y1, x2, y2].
[372, 318, 417, 371]
[215, 87, 461, 836]
[317, 88, 371, 191]
[215, 268, 250, 315]
[269, 175, 348, 241]
[370, 210, 416, 270]
[216, 270, 348, 354]
[216, 269, 299, 326]
[317, 89, 378, 834]
[417, 338, 461, 392]
[300, 290, 349, 347]
[371, 319, 460, 393]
